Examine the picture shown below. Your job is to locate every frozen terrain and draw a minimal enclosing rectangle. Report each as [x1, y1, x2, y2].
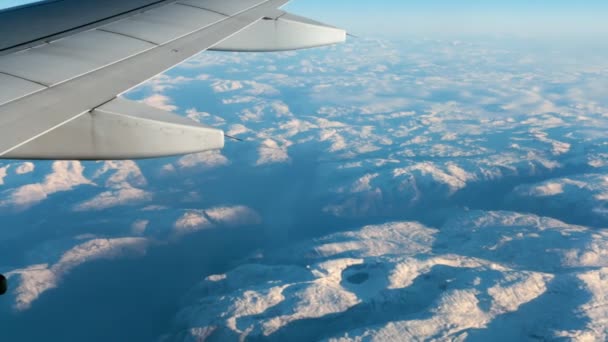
[164, 212, 608, 341]
[1, 37, 608, 341]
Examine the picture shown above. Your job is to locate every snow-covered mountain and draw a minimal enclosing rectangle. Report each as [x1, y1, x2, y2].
[165, 212, 608, 341]
[1, 37, 608, 341]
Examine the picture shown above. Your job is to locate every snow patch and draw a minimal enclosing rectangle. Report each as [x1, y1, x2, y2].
[1, 161, 92, 209]
[15, 162, 35, 175]
[8, 238, 147, 310]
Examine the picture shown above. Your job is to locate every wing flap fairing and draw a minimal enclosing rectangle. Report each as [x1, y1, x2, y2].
[4, 98, 224, 160]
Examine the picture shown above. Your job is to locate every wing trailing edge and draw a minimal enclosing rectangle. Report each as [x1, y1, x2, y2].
[4, 98, 224, 160]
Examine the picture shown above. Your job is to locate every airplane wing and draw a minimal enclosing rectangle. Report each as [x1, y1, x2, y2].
[0, 0, 346, 160]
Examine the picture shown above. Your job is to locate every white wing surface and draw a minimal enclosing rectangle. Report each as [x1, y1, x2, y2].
[0, 0, 346, 160]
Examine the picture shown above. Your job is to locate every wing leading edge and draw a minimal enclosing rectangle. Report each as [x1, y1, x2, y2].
[0, 0, 346, 160]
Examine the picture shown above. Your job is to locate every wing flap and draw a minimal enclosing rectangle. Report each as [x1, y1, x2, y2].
[0, 0, 169, 53]
[4, 98, 224, 160]
[100, 3, 227, 45]
[0, 73, 46, 106]
[0, 30, 156, 86]
[211, 11, 346, 52]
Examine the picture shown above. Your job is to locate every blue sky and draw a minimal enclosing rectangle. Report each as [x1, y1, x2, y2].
[2, 0, 607, 38]
[284, 0, 608, 38]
